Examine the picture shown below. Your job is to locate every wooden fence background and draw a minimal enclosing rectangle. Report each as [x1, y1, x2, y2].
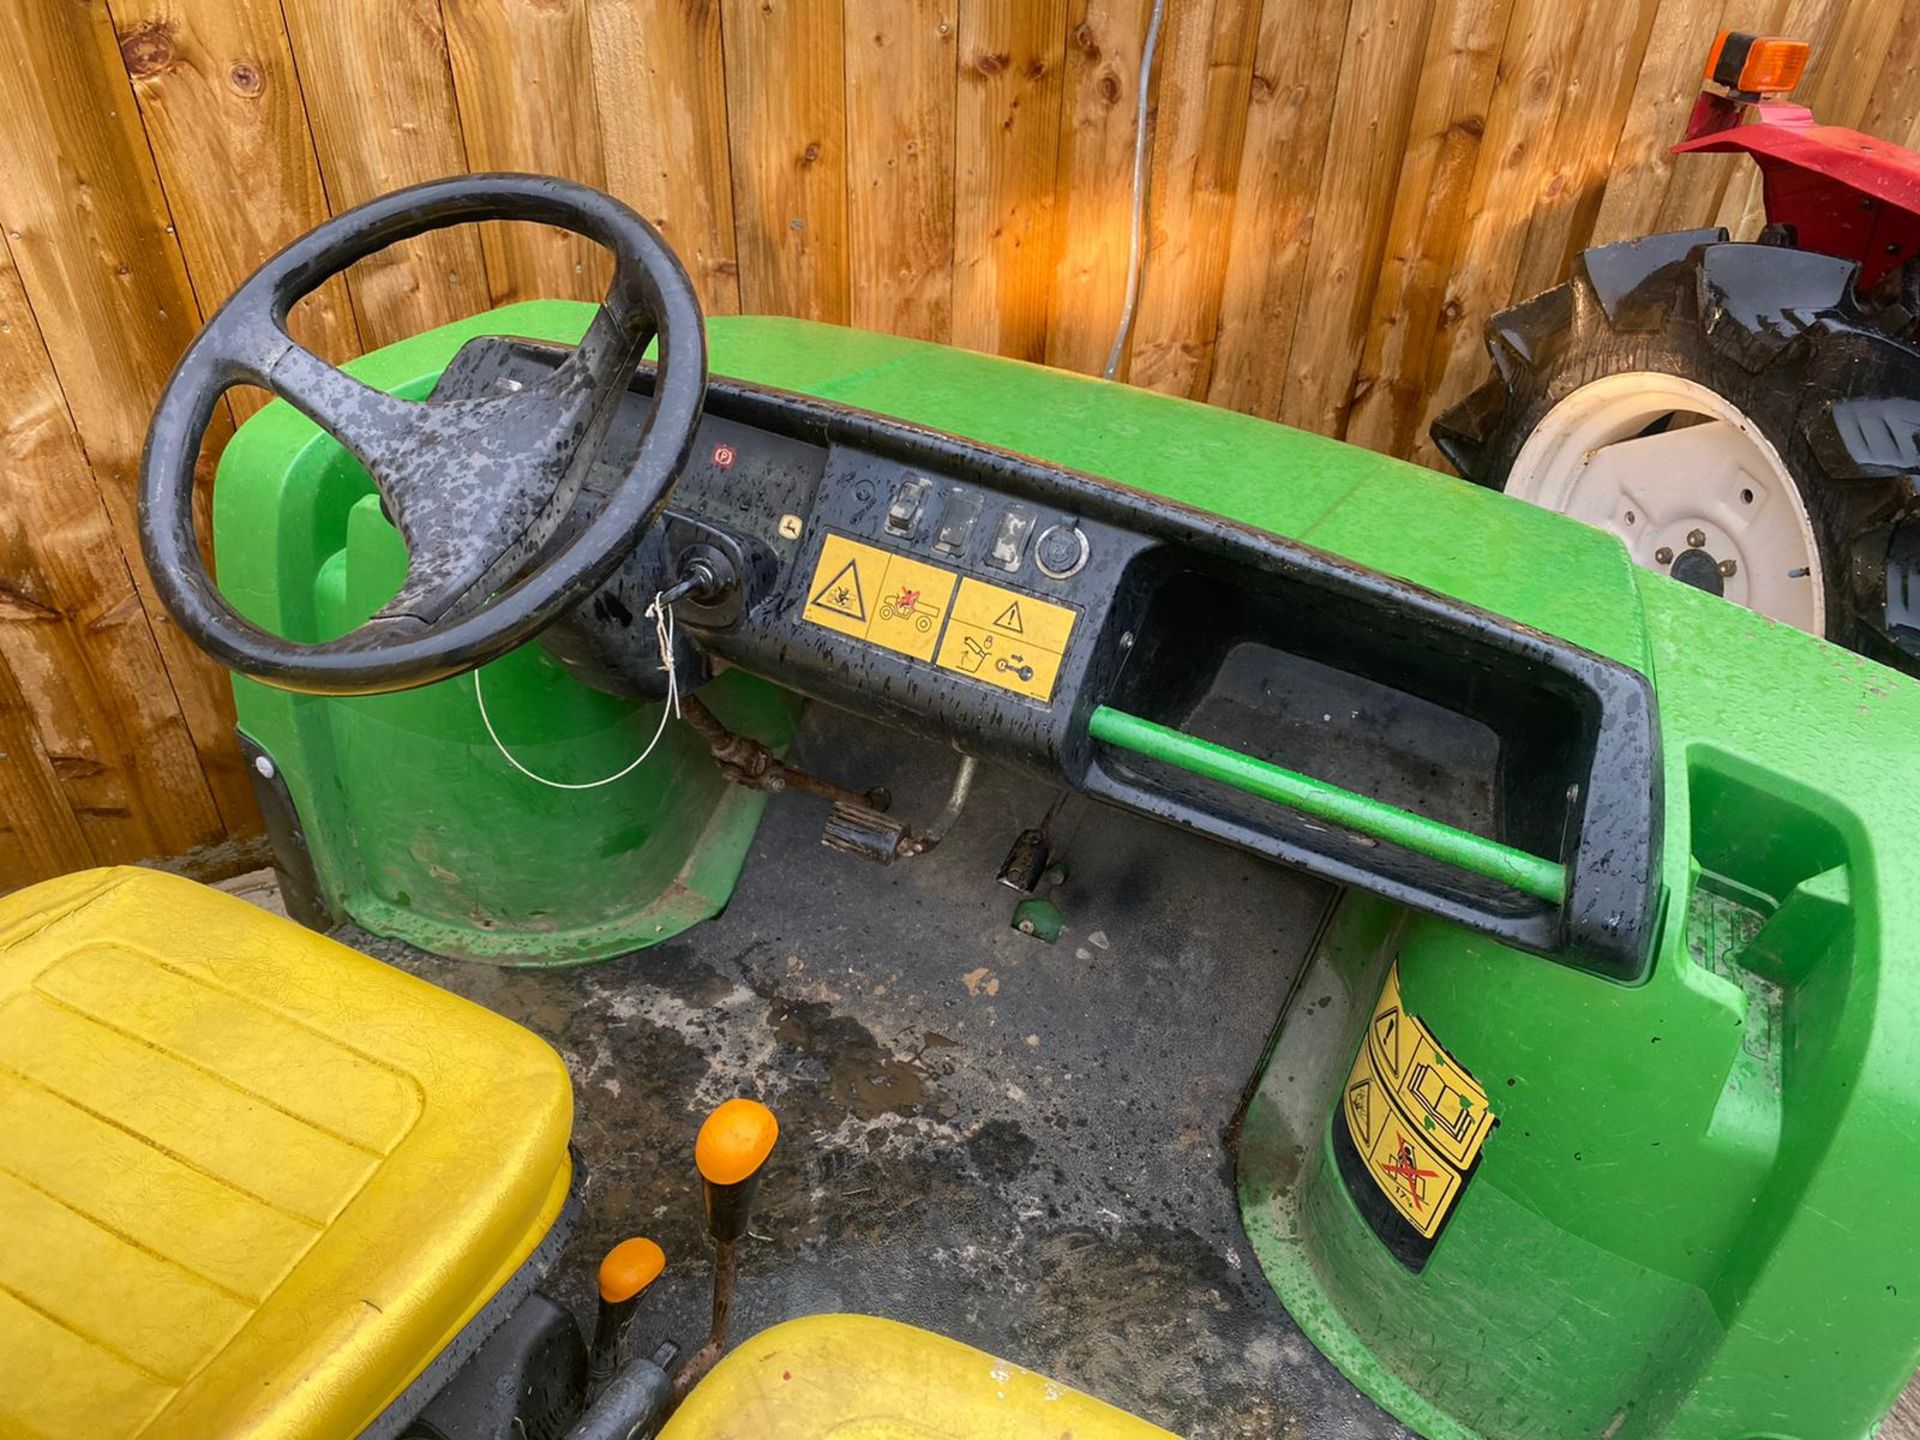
[1, 0, 1914, 892]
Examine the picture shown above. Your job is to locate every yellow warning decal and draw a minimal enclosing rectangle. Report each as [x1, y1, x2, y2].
[801, 535, 1079, 702]
[803, 534, 958, 663]
[935, 579, 1078, 702]
[1344, 963, 1494, 1238]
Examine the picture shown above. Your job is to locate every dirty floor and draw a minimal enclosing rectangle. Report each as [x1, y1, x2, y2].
[325, 705, 1405, 1438]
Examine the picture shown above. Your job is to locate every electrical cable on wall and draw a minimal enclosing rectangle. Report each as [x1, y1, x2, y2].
[1104, 0, 1168, 381]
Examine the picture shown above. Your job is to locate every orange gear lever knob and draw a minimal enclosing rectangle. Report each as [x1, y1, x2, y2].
[590, 1236, 666, 1383]
[599, 1236, 667, 1303]
[695, 1098, 778, 1241]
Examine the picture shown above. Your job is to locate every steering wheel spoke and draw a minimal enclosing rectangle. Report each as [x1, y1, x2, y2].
[139, 174, 705, 695]
[264, 341, 590, 622]
[261, 339, 437, 491]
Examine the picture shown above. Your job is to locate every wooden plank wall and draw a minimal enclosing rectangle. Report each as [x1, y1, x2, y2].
[0, 0, 1905, 890]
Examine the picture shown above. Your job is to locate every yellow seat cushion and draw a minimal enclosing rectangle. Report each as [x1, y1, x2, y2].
[0, 868, 574, 1440]
[660, 1314, 1179, 1438]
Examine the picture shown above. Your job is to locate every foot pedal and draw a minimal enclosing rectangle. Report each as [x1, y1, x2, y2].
[996, 827, 1053, 892]
[822, 802, 909, 864]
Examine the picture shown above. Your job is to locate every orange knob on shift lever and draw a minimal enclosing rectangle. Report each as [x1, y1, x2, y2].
[696, 1098, 780, 1241]
[590, 1236, 666, 1386]
[671, 1098, 778, 1402]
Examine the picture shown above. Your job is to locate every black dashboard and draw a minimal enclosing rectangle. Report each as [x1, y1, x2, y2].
[434, 336, 1663, 980]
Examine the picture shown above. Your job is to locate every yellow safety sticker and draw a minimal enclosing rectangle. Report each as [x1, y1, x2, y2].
[935, 578, 1078, 702]
[949, 579, 1078, 653]
[1344, 963, 1495, 1238]
[803, 534, 958, 663]
[1346, 1057, 1464, 1239]
[801, 535, 1080, 703]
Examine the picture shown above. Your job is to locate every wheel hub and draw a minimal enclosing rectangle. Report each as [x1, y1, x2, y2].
[1504, 373, 1824, 634]
[1667, 544, 1725, 596]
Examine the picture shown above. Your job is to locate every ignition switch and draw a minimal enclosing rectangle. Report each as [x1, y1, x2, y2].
[661, 543, 740, 608]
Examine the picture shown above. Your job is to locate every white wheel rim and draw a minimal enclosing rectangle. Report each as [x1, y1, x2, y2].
[1506, 372, 1825, 634]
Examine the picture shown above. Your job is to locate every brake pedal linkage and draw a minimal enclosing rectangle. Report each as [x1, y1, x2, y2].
[678, 695, 976, 864]
[679, 694, 889, 811]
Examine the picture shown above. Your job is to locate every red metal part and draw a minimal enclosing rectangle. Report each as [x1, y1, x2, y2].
[1675, 96, 1920, 290]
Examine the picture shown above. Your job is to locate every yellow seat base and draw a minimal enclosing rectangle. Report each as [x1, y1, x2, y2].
[0, 868, 574, 1440]
[660, 1314, 1178, 1438]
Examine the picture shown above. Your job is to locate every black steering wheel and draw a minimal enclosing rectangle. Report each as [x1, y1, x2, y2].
[139, 174, 705, 696]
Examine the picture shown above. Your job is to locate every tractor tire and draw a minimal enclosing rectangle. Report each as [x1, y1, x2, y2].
[1432, 230, 1920, 671]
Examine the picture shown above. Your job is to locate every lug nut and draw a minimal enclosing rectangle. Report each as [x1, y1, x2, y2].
[1719, 559, 1737, 578]
[1655, 547, 1674, 565]
[1687, 529, 1707, 549]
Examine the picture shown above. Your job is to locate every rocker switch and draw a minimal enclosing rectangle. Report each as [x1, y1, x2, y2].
[935, 489, 982, 556]
[885, 475, 934, 539]
[988, 508, 1035, 572]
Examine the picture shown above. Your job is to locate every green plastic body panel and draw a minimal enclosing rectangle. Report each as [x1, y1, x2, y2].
[214, 305, 797, 965]
[218, 306, 1920, 1433]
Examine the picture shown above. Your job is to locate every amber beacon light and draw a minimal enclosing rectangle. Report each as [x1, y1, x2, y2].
[1705, 31, 1810, 97]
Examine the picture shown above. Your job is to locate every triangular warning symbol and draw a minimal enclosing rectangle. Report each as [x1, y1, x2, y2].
[1346, 1078, 1375, 1147]
[1373, 1009, 1400, 1077]
[810, 559, 867, 621]
[993, 600, 1024, 633]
